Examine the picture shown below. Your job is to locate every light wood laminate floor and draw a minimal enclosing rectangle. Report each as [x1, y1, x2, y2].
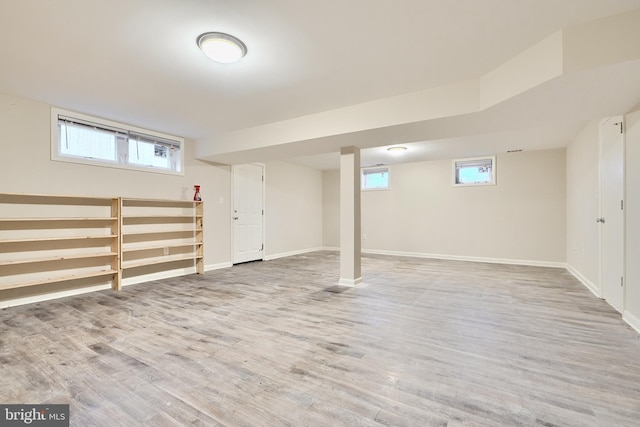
[1, 251, 639, 426]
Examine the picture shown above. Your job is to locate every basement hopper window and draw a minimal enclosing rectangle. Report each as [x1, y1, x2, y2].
[453, 156, 496, 186]
[362, 166, 390, 190]
[51, 108, 184, 175]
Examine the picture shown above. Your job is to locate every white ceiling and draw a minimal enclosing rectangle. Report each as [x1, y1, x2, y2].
[2, 0, 640, 169]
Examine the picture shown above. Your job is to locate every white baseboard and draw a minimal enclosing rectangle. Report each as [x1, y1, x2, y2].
[205, 262, 232, 272]
[264, 247, 325, 261]
[360, 248, 566, 268]
[338, 277, 363, 287]
[122, 261, 233, 286]
[566, 264, 601, 298]
[122, 267, 196, 287]
[623, 310, 640, 335]
[0, 283, 112, 309]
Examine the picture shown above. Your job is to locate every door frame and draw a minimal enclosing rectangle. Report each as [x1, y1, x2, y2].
[598, 116, 626, 312]
[231, 163, 266, 264]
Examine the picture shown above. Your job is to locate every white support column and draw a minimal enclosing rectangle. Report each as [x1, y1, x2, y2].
[339, 146, 362, 287]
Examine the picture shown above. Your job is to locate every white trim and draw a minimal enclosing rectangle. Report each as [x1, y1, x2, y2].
[205, 262, 233, 271]
[566, 264, 601, 298]
[452, 155, 496, 186]
[51, 107, 185, 176]
[338, 277, 364, 287]
[0, 283, 112, 309]
[123, 263, 233, 286]
[264, 247, 325, 261]
[361, 248, 566, 268]
[122, 267, 196, 287]
[623, 310, 640, 335]
[259, 162, 267, 260]
[361, 165, 390, 191]
[231, 163, 265, 264]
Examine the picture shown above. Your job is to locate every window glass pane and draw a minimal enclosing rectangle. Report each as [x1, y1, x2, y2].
[171, 145, 182, 173]
[128, 139, 173, 170]
[457, 165, 492, 184]
[59, 122, 117, 162]
[362, 168, 389, 189]
[454, 157, 495, 185]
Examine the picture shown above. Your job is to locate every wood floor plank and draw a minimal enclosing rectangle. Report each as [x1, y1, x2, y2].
[1, 251, 639, 426]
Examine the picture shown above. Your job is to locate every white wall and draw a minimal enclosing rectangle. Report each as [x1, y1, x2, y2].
[565, 119, 601, 294]
[625, 106, 640, 331]
[322, 168, 340, 248]
[264, 160, 323, 259]
[324, 149, 566, 266]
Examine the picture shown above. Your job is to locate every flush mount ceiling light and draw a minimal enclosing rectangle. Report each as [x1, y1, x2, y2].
[197, 32, 247, 64]
[387, 146, 408, 154]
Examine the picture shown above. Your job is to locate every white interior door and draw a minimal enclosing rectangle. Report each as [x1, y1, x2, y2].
[600, 116, 625, 313]
[233, 164, 264, 264]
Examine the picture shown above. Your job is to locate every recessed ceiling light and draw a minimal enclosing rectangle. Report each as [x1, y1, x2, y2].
[387, 146, 408, 154]
[197, 32, 247, 64]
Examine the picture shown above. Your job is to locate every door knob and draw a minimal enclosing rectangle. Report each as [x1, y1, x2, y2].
[596, 217, 605, 223]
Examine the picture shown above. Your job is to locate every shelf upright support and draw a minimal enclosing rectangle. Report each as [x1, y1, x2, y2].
[195, 201, 204, 274]
[111, 197, 122, 290]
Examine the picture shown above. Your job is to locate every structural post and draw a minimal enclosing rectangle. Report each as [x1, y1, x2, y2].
[339, 146, 362, 286]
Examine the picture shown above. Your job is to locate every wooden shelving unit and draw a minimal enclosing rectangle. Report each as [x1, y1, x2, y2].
[0, 193, 203, 303]
[120, 197, 203, 282]
[0, 192, 120, 293]
[195, 201, 204, 274]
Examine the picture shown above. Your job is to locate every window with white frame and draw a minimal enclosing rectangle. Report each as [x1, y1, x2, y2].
[52, 108, 184, 175]
[453, 156, 496, 186]
[362, 166, 390, 190]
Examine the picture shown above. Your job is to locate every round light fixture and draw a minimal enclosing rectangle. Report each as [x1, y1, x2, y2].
[197, 32, 247, 64]
[387, 146, 408, 154]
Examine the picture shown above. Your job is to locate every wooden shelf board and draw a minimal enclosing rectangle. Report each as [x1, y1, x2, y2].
[0, 269, 117, 291]
[122, 243, 197, 253]
[121, 198, 195, 206]
[0, 235, 117, 244]
[0, 217, 117, 222]
[122, 229, 197, 237]
[123, 215, 195, 219]
[122, 255, 196, 269]
[0, 192, 116, 202]
[0, 252, 118, 266]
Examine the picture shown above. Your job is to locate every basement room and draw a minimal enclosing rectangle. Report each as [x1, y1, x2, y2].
[1, 1, 640, 426]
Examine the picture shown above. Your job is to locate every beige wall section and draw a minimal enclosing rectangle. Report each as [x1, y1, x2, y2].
[264, 160, 323, 259]
[0, 92, 232, 270]
[323, 149, 566, 265]
[322, 169, 340, 248]
[625, 106, 640, 331]
[565, 119, 601, 293]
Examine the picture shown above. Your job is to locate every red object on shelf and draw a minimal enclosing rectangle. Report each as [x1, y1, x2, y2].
[193, 185, 202, 201]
